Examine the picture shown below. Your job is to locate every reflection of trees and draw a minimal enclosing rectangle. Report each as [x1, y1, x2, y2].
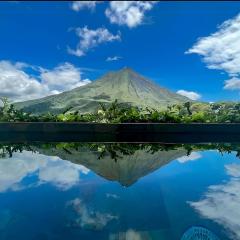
[0, 144, 35, 158]
[1, 142, 240, 160]
[0, 142, 236, 187]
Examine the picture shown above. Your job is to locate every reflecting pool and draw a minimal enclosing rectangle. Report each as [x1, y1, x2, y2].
[0, 142, 239, 240]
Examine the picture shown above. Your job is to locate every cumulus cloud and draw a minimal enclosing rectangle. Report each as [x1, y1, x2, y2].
[0, 60, 90, 102]
[223, 77, 240, 90]
[176, 152, 202, 163]
[71, 1, 101, 12]
[40, 63, 91, 93]
[0, 61, 48, 102]
[105, 1, 156, 28]
[106, 56, 122, 62]
[186, 13, 240, 90]
[189, 163, 240, 239]
[0, 151, 89, 192]
[68, 26, 121, 57]
[176, 90, 201, 100]
[67, 198, 118, 230]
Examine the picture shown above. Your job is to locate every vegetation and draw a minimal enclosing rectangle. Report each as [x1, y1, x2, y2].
[2, 97, 240, 123]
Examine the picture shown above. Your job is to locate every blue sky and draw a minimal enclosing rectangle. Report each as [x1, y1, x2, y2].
[1, 1, 240, 102]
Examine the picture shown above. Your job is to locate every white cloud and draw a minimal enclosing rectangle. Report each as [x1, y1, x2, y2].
[224, 77, 240, 90]
[176, 152, 202, 164]
[0, 150, 89, 192]
[40, 62, 91, 92]
[106, 56, 122, 62]
[67, 198, 118, 230]
[189, 163, 240, 240]
[0, 60, 90, 102]
[105, 1, 156, 28]
[68, 26, 121, 57]
[71, 1, 100, 12]
[186, 13, 240, 90]
[0, 61, 48, 102]
[176, 90, 201, 100]
[71, 1, 157, 28]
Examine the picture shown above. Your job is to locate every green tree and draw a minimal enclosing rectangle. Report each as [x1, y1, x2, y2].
[184, 102, 192, 115]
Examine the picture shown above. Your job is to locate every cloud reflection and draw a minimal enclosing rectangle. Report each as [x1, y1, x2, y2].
[176, 152, 202, 163]
[189, 163, 240, 240]
[0, 151, 89, 192]
[109, 229, 151, 240]
[67, 198, 118, 230]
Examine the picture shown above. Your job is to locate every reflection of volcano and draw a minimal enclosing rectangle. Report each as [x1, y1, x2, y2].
[34, 145, 188, 186]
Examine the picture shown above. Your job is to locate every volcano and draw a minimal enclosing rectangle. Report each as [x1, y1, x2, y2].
[16, 67, 189, 114]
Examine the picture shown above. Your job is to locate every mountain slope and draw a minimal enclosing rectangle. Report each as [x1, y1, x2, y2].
[15, 67, 189, 114]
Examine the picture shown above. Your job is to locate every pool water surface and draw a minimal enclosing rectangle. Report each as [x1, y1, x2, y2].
[0, 142, 238, 240]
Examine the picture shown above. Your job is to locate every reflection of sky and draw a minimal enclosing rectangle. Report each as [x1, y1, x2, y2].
[0, 149, 239, 240]
[176, 152, 202, 163]
[67, 198, 118, 230]
[189, 159, 240, 240]
[0, 151, 89, 192]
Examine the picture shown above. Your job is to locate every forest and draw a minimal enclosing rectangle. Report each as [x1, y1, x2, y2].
[1, 97, 240, 123]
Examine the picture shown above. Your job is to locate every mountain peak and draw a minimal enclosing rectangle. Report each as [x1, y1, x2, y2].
[119, 66, 135, 73]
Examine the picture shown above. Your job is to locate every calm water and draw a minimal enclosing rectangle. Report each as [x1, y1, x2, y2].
[0, 142, 239, 240]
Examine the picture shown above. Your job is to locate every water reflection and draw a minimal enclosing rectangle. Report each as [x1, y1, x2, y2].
[0, 151, 89, 192]
[0, 142, 239, 239]
[67, 198, 118, 230]
[189, 162, 240, 240]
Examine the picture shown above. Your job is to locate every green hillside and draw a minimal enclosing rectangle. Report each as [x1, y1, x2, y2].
[15, 67, 189, 114]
